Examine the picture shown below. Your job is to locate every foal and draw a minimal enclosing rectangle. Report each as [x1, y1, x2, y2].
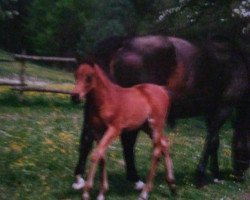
[72, 62, 176, 200]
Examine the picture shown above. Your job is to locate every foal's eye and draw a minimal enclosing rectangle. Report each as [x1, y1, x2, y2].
[85, 75, 92, 83]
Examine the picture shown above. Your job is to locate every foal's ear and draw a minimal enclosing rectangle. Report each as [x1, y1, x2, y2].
[93, 63, 100, 69]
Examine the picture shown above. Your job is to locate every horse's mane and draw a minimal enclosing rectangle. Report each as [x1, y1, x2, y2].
[76, 57, 95, 67]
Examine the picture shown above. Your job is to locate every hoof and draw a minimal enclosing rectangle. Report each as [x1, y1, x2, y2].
[231, 172, 245, 182]
[213, 178, 224, 184]
[82, 192, 90, 200]
[170, 184, 177, 196]
[134, 180, 145, 191]
[97, 194, 105, 200]
[196, 178, 208, 188]
[72, 175, 85, 190]
[138, 191, 148, 200]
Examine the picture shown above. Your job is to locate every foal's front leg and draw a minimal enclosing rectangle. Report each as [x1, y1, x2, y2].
[83, 126, 119, 200]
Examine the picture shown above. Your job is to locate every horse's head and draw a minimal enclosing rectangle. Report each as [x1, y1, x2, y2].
[71, 63, 96, 103]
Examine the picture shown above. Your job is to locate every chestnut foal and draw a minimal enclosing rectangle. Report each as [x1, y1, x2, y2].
[72, 62, 176, 200]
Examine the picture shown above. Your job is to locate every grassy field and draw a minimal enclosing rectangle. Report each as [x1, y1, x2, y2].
[0, 50, 249, 200]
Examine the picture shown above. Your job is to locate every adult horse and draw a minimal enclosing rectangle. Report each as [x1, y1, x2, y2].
[72, 35, 249, 189]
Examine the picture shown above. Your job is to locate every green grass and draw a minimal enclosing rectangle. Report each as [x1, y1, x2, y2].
[0, 50, 249, 199]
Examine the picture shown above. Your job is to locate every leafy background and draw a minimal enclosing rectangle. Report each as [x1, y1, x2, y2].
[0, 0, 249, 58]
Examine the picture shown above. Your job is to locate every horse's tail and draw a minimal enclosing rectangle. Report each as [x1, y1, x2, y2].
[208, 35, 250, 101]
[207, 34, 248, 65]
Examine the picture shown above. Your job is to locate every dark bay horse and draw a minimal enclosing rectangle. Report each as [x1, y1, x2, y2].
[72, 62, 175, 200]
[72, 35, 249, 189]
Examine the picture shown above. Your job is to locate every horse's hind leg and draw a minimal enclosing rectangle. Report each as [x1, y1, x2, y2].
[232, 92, 250, 179]
[196, 105, 232, 187]
[121, 130, 144, 189]
[161, 136, 176, 195]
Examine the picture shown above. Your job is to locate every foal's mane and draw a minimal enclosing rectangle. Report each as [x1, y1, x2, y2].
[77, 57, 116, 82]
[77, 57, 96, 68]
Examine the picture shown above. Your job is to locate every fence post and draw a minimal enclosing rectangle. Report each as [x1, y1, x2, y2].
[18, 51, 27, 101]
[20, 60, 26, 86]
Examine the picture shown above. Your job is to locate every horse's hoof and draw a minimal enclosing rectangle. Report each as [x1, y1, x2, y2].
[72, 175, 85, 190]
[213, 178, 224, 184]
[82, 192, 90, 200]
[134, 180, 145, 190]
[196, 178, 207, 188]
[97, 194, 105, 200]
[138, 191, 148, 200]
[170, 184, 177, 196]
[231, 172, 245, 182]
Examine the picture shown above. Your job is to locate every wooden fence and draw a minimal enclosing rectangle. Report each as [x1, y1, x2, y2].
[0, 54, 77, 100]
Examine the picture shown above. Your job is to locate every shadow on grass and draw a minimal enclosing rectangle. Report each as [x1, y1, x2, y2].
[0, 91, 82, 109]
[173, 168, 240, 187]
[56, 172, 141, 200]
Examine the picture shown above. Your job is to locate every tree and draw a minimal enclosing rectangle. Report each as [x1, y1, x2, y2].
[2, 0, 248, 56]
[0, 0, 19, 21]
[0, 0, 31, 52]
[77, 0, 136, 57]
[24, 0, 88, 56]
[153, 0, 250, 40]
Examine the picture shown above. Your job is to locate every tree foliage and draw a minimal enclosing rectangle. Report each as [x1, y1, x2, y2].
[0, 0, 249, 56]
[0, 0, 19, 21]
[0, 0, 31, 51]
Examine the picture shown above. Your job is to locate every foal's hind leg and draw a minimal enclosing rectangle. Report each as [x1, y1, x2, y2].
[97, 158, 109, 200]
[139, 134, 162, 200]
[161, 136, 176, 195]
[139, 117, 165, 200]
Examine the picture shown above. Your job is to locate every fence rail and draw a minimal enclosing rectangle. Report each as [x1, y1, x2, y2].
[0, 53, 75, 100]
[12, 86, 73, 95]
[14, 54, 76, 63]
[0, 58, 14, 62]
[0, 81, 25, 86]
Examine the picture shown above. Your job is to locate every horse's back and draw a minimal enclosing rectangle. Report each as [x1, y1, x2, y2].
[97, 35, 249, 115]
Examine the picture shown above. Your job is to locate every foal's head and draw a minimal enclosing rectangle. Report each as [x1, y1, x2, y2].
[71, 63, 96, 102]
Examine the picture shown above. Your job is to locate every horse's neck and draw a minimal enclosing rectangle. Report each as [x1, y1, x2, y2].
[91, 65, 118, 106]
